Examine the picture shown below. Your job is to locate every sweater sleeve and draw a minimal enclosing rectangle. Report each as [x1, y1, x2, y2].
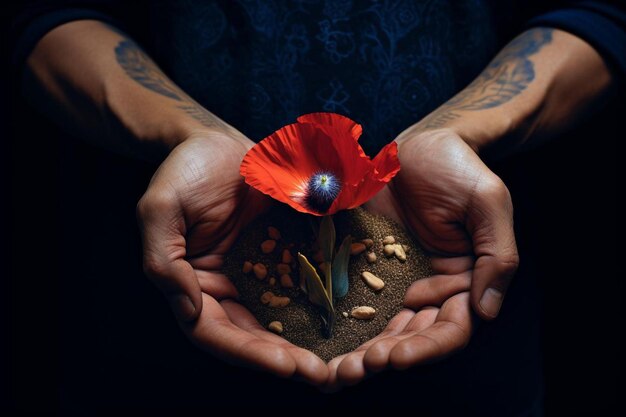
[527, 1, 626, 80]
[9, 1, 143, 79]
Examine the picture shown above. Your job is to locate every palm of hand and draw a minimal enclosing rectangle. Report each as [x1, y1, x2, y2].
[138, 134, 328, 385]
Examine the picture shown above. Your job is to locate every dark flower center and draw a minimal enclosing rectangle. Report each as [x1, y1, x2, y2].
[305, 172, 341, 213]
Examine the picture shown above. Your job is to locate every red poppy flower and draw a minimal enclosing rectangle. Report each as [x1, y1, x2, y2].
[240, 112, 400, 215]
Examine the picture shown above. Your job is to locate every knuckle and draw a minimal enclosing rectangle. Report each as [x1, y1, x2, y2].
[497, 252, 520, 278]
[136, 196, 149, 219]
[480, 175, 510, 201]
[136, 190, 176, 220]
[142, 255, 168, 279]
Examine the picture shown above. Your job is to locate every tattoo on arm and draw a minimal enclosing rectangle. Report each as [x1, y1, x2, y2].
[425, 28, 554, 128]
[114, 39, 222, 129]
[115, 40, 183, 101]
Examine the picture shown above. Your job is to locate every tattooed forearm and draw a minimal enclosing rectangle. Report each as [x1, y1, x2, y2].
[176, 104, 224, 129]
[424, 28, 554, 128]
[115, 39, 224, 130]
[115, 40, 183, 101]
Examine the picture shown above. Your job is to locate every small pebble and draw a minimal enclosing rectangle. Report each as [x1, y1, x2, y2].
[268, 321, 283, 334]
[242, 261, 253, 274]
[342, 312, 349, 318]
[276, 263, 291, 275]
[350, 242, 367, 255]
[351, 306, 376, 320]
[261, 239, 277, 254]
[361, 238, 374, 249]
[394, 244, 407, 262]
[280, 274, 294, 288]
[253, 263, 268, 280]
[360, 271, 385, 292]
[366, 252, 377, 264]
[268, 226, 281, 240]
[268, 277, 277, 286]
[383, 235, 396, 245]
[383, 244, 396, 257]
[281, 249, 293, 264]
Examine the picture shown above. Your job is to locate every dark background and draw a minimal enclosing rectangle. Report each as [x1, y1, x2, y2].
[2, 4, 622, 416]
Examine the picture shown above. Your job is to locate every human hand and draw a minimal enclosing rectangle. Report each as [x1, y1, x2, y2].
[137, 132, 328, 385]
[327, 128, 518, 387]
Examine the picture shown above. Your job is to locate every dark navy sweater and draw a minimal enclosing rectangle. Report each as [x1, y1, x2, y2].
[10, 1, 626, 153]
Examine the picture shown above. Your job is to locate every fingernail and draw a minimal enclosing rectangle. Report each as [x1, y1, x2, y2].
[169, 294, 196, 321]
[480, 288, 503, 318]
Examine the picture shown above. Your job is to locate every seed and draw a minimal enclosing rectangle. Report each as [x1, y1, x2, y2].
[281, 249, 293, 264]
[242, 261, 253, 273]
[394, 244, 407, 262]
[382, 236, 396, 245]
[260, 291, 274, 304]
[366, 252, 377, 264]
[268, 321, 283, 334]
[268, 277, 277, 286]
[280, 274, 294, 288]
[312, 250, 324, 263]
[268, 226, 281, 240]
[351, 306, 376, 320]
[350, 242, 367, 255]
[261, 239, 276, 254]
[268, 295, 290, 308]
[361, 238, 374, 249]
[253, 263, 268, 280]
[361, 271, 385, 292]
[383, 244, 396, 257]
[276, 263, 291, 275]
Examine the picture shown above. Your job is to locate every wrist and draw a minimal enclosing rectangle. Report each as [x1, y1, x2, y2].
[103, 76, 246, 153]
[401, 90, 543, 158]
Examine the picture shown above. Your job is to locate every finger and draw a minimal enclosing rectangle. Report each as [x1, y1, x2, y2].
[338, 306, 438, 385]
[138, 193, 202, 321]
[195, 270, 239, 300]
[430, 256, 475, 275]
[325, 354, 348, 392]
[336, 352, 368, 386]
[467, 179, 519, 320]
[188, 253, 224, 270]
[326, 310, 414, 390]
[221, 300, 329, 386]
[363, 307, 438, 372]
[182, 293, 297, 378]
[403, 271, 471, 310]
[388, 292, 472, 370]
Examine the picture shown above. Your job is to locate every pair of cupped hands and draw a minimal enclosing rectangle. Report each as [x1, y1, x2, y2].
[137, 126, 519, 390]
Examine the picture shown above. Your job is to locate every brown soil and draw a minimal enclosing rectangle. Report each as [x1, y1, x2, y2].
[223, 206, 432, 362]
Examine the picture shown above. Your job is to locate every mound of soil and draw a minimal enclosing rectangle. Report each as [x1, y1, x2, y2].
[223, 206, 432, 362]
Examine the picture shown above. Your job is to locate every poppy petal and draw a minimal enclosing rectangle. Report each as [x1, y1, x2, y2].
[328, 141, 400, 212]
[297, 112, 363, 142]
[241, 122, 346, 215]
[298, 113, 373, 187]
[241, 113, 400, 216]
[372, 141, 401, 182]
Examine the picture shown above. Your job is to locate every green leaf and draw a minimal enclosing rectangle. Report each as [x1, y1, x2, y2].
[332, 235, 352, 299]
[318, 215, 335, 263]
[297, 253, 335, 338]
[320, 261, 332, 302]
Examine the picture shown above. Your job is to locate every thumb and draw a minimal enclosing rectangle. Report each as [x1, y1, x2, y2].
[467, 177, 519, 320]
[137, 194, 202, 322]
